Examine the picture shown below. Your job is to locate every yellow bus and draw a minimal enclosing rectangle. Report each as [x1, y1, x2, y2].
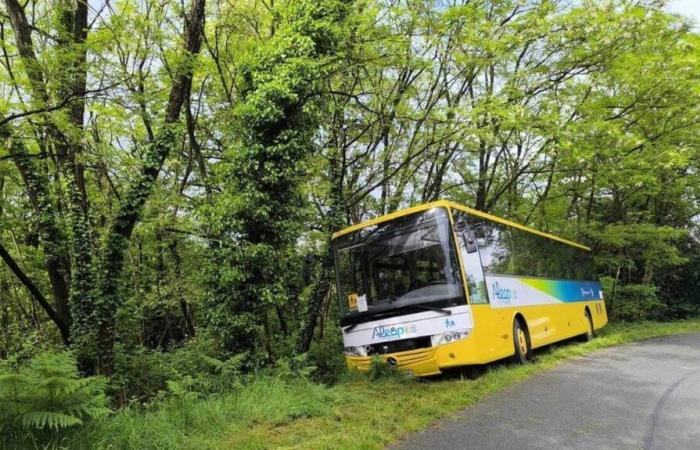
[332, 200, 607, 376]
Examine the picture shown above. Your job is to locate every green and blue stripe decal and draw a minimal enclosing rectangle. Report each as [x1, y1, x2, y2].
[521, 279, 602, 302]
[485, 275, 603, 308]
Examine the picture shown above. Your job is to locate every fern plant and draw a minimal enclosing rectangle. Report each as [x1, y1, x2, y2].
[367, 356, 395, 380]
[273, 354, 317, 381]
[0, 351, 110, 433]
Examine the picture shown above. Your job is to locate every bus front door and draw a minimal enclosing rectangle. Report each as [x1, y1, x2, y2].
[457, 228, 512, 361]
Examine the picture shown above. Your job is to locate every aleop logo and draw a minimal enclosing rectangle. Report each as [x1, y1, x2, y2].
[372, 324, 417, 340]
[492, 281, 517, 303]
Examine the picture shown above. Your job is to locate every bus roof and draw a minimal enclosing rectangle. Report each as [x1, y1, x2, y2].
[331, 200, 591, 251]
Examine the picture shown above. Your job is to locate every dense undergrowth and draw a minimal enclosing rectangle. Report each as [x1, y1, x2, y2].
[3, 319, 700, 450]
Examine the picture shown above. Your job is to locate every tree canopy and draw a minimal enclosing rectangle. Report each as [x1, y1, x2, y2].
[0, 0, 698, 383]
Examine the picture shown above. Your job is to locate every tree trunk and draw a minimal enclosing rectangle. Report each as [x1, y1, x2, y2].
[95, 0, 206, 375]
[1, 129, 72, 339]
[0, 240, 70, 345]
[3, 0, 95, 354]
[296, 153, 344, 353]
[170, 240, 196, 338]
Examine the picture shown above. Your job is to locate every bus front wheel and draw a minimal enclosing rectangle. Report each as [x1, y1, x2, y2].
[512, 319, 531, 364]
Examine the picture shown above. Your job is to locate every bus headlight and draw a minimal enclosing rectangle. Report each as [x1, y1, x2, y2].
[431, 329, 470, 346]
[344, 346, 368, 357]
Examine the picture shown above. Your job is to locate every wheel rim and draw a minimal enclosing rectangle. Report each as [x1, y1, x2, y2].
[517, 328, 527, 355]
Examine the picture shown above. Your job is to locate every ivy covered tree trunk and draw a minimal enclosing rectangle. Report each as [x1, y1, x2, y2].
[94, 0, 206, 375]
[205, 0, 350, 358]
[1, 130, 71, 337]
[55, 0, 98, 371]
[1, 0, 82, 346]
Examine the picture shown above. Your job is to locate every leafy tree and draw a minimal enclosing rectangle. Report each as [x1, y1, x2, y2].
[0, 0, 206, 374]
[204, 0, 350, 360]
[0, 0, 698, 402]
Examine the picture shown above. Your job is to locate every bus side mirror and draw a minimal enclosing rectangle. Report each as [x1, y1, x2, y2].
[462, 232, 477, 254]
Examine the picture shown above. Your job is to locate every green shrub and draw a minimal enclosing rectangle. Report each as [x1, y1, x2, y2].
[0, 351, 109, 444]
[272, 353, 317, 381]
[111, 336, 245, 404]
[306, 332, 346, 384]
[0, 330, 48, 368]
[110, 344, 172, 405]
[162, 339, 245, 396]
[366, 355, 416, 382]
[609, 284, 667, 321]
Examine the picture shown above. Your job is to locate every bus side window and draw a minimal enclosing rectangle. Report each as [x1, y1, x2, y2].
[474, 223, 512, 275]
[459, 231, 489, 304]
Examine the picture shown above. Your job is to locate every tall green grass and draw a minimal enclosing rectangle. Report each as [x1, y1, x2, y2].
[11, 319, 700, 450]
[59, 377, 333, 450]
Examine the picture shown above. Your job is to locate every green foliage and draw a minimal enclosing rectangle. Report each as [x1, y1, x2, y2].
[204, 0, 351, 358]
[366, 355, 414, 382]
[59, 376, 335, 450]
[654, 239, 700, 319]
[609, 284, 666, 322]
[306, 329, 346, 384]
[0, 4, 699, 448]
[589, 224, 688, 282]
[271, 353, 317, 381]
[111, 337, 245, 404]
[39, 321, 700, 450]
[0, 330, 49, 369]
[0, 351, 108, 444]
[367, 355, 395, 380]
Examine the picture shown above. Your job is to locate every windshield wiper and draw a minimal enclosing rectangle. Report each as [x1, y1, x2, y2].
[343, 322, 360, 333]
[409, 304, 452, 315]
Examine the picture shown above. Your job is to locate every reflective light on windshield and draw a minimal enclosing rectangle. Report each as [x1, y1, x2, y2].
[333, 207, 465, 318]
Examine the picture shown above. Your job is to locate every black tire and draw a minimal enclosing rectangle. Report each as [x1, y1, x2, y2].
[583, 310, 594, 342]
[512, 319, 531, 364]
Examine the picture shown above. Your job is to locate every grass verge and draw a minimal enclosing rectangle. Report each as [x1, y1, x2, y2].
[52, 320, 700, 450]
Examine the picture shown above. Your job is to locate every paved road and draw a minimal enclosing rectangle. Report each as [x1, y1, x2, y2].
[391, 333, 700, 450]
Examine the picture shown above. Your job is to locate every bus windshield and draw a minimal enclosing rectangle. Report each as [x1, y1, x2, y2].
[333, 207, 464, 320]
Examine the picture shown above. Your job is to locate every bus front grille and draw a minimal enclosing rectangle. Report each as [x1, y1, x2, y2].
[392, 348, 433, 366]
[350, 347, 434, 370]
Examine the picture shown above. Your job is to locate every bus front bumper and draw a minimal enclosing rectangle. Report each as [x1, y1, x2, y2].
[345, 347, 442, 377]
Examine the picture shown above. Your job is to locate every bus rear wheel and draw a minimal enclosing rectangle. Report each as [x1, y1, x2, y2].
[512, 319, 531, 364]
[583, 310, 594, 342]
